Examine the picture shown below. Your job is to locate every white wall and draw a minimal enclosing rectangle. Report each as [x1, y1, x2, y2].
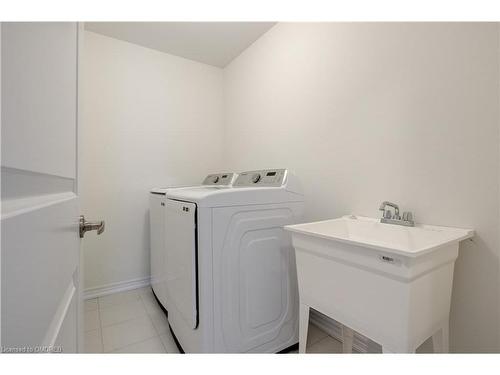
[82, 31, 224, 291]
[223, 23, 500, 352]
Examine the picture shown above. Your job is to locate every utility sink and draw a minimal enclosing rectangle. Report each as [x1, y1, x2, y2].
[286, 215, 473, 258]
[285, 215, 473, 353]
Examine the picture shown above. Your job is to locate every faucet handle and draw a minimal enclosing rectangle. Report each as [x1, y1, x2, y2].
[384, 210, 392, 219]
[402, 212, 413, 222]
[379, 206, 385, 218]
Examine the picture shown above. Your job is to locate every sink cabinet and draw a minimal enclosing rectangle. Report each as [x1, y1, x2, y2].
[285, 216, 473, 353]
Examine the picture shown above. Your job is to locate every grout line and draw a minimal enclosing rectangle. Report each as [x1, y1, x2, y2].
[307, 325, 328, 347]
[107, 334, 162, 353]
[88, 288, 326, 354]
[139, 291, 164, 332]
[138, 289, 171, 353]
[97, 291, 142, 309]
[99, 309, 149, 329]
[85, 287, 166, 353]
[308, 335, 343, 353]
[306, 336, 326, 352]
[99, 296, 143, 310]
[103, 325, 160, 353]
[87, 288, 342, 354]
[101, 319, 160, 352]
[138, 289, 171, 352]
[97, 290, 149, 330]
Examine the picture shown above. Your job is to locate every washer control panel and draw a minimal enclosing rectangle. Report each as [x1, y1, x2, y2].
[202, 173, 237, 186]
[233, 169, 287, 187]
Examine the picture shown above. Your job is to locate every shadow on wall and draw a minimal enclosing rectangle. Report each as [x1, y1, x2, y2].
[450, 234, 498, 352]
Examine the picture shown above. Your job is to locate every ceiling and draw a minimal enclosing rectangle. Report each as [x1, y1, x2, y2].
[84, 22, 276, 68]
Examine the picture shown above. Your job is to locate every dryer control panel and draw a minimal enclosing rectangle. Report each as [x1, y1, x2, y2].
[202, 173, 237, 186]
[233, 169, 287, 187]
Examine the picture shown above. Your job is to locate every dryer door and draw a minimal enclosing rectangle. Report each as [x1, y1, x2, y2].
[165, 199, 198, 329]
[212, 204, 301, 352]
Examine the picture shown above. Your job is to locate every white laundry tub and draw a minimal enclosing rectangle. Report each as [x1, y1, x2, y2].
[285, 215, 473, 353]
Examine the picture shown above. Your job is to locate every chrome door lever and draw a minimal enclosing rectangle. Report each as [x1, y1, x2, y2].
[79, 215, 105, 238]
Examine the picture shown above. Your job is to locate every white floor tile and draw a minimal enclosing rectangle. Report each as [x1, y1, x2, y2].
[113, 336, 166, 353]
[85, 288, 337, 354]
[136, 286, 154, 296]
[139, 290, 156, 305]
[141, 295, 164, 315]
[149, 310, 169, 335]
[84, 329, 103, 353]
[307, 336, 343, 353]
[100, 299, 148, 327]
[102, 315, 158, 352]
[307, 323, 328, 347]
[84, 309, 100, 332]
[98, 289, 141, 308]
[84, 298, 98, 312]
[159, 332, 180, 353]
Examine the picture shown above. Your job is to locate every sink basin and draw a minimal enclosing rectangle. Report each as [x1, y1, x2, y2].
[285, 215, 474, 353]
[286, 215, 473, 258]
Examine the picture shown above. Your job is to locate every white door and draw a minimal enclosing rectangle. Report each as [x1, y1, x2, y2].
[1, 22, 101, 353]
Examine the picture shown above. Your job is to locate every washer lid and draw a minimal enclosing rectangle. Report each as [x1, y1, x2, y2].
[166, 170, 304, 207]
[150, 185, 193, 195]
[150, 172, 238, 195]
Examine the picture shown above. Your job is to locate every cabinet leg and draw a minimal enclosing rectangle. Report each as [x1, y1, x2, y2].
[299, 304, 310, 353]
[342, 326, 354, 353]
[432, 321, 450, 353]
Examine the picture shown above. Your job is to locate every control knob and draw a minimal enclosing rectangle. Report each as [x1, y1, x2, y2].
[212, 175, 220, 184]
[251, 173, 261, 183]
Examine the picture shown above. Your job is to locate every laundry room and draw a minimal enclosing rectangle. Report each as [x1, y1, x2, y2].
[2, 3, 500, 367]
[76, 22, 499, 355]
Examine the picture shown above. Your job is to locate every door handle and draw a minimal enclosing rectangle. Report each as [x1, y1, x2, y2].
[79, 215, 105, 238]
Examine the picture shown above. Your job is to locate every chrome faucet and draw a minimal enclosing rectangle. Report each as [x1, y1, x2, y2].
[379, 201, 414, 227]
[379, 201, 400, 220]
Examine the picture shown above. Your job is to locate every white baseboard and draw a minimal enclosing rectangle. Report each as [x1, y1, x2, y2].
[83, 277, 151, 300]
[310, 309, 381, 353]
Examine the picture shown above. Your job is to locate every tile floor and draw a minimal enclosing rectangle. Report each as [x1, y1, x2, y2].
[84, 287, 179, 353]
[84, 287, 343, 353]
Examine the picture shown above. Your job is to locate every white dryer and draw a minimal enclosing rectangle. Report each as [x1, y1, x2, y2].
[165, 169, 304, 353]
[149, 173, 237, 313]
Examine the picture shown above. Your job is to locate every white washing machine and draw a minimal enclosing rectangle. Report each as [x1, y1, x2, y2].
[165, 169, 304, 353]
[149, 173, 238, 313]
